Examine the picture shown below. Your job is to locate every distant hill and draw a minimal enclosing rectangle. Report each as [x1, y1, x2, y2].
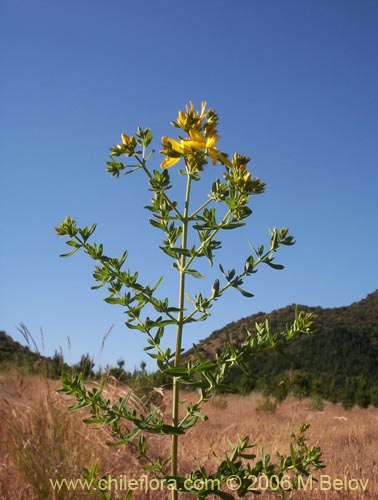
[185, 290, 378, 406]
[0, 329, 70, 377]
[0, 330, 39, 364]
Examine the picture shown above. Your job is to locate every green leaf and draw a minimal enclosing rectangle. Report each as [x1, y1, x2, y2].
[290, 442, 296, 465]
[236, 287, 254, 298]
[221, 221, 245, 230]
[159, 246, 178, 258]
[149, 219, 165, 230]
[104, 297, 126, 305]
[66, 240, 80, 248]
[266, 261, 284, 270]
[196, 361, 217, 372]
[240, 453, 256, 460]
[106, 437, 136, 447]
[163, 367, 189, 377]
[59, 247, 80, 257]
[160, 424, 186, 435]
[186, 268, 206, 279]
[82, 417, 106, 425]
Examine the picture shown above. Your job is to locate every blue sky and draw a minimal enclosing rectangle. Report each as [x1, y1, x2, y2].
[1, 0, 377, 371]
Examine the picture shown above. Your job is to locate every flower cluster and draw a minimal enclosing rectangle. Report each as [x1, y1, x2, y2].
[226, 153, 265, 197]
[110, 132, 138, 158]
[160, 101, 231, 171]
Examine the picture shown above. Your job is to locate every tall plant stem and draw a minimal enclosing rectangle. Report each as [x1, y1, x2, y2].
[171, 171, 192, 499]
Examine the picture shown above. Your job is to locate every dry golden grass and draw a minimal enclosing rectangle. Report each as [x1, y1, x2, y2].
[161, 391, 378, 500]
[1, 373, 378, 499]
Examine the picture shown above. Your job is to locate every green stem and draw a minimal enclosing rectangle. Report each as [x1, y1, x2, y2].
[188, 196, 213, 219]
[171, 170, 192, 499]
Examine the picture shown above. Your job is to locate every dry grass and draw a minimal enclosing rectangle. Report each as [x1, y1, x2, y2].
[182, 393, 378, 499]
[1, 373, 378, 499]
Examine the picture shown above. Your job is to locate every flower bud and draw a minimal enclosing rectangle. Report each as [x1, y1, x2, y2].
[121, 133, 130, 144]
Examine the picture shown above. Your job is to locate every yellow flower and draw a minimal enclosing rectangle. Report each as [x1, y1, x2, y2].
[161, 155, 181, 169]
[121, 133, 130, 144]
[160, 137, 184, 169]
[185, 101, 208, 122]
[184, 129, 232, 167]
[161, 137, 182, 154]
[175, 111, 186, 129]
[172, 101, 208, 131]
[120, 133, 137, 149]
[160, 127, 231, 169]
[110, 133, 137, 156]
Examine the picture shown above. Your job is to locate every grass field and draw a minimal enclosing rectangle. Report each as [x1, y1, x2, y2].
[1, 373, 377, 499]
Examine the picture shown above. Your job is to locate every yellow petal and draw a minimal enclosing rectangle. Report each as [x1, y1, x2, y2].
[183, 140, 204, 152]
[121, 133, 130, 144]
[200, 101, 207, 117]
[188, 128, 206, 144]
[208, 150, 219, 166]
[186, 101, 194, 114]
[206, 135, 218, 148]
[218, 152, 232, 168]
[161, 137, 183, 154]
[160, 156, 181, 169]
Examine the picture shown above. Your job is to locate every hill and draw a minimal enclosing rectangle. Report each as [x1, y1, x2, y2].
[0, 329, 38, 364]
[186, 290, 378, 407]
[0, 328, 71, 377]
